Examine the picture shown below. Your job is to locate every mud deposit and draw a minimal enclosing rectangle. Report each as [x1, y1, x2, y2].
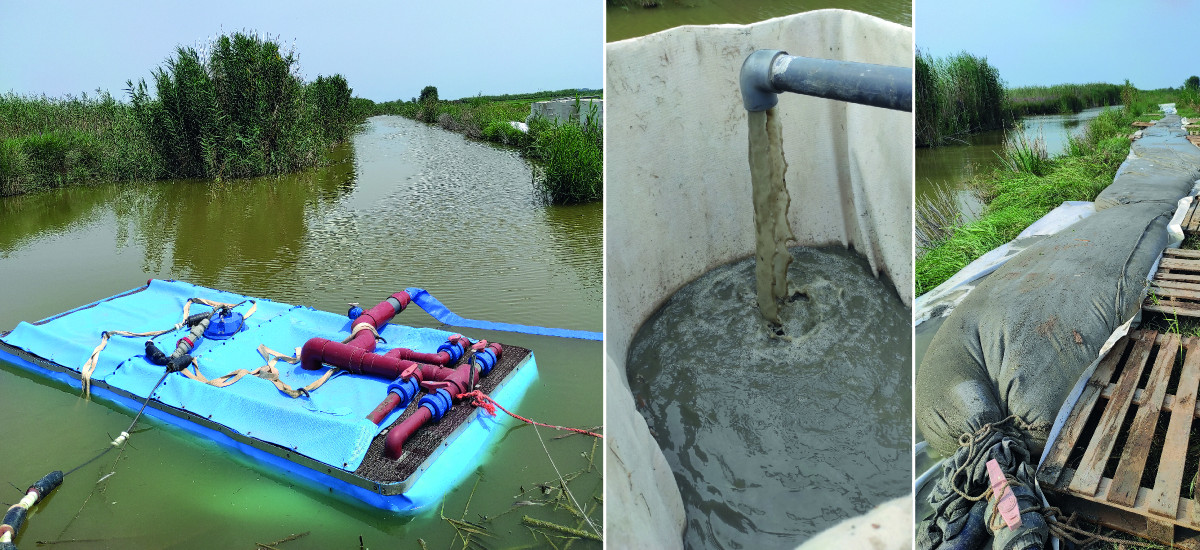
[627, 245, 910, 549]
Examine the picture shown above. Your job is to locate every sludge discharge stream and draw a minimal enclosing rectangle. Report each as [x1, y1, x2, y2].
[625, 49, 912, 548]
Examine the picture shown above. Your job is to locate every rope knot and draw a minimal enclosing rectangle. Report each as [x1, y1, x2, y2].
[458, 390, 497, 415]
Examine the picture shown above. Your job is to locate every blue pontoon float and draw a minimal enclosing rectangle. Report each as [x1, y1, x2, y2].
[0, 279, 541, 513]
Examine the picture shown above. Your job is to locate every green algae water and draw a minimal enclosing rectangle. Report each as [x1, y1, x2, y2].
[0, 115, 601, 548]
[626, 245, 910, 549]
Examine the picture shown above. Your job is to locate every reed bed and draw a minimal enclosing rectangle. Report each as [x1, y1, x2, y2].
[1006, 83, 1122, 117]
[916, 50, 1009, 147]
[1, 32, 365, 196]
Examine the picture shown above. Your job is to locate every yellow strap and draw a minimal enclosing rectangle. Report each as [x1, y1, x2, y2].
[80, 297, 257, 398]
[341, 322, 381, 344]
[181, 345, 337, 398]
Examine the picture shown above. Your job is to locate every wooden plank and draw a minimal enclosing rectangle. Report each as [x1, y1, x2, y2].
[1166, 249, 1200, 261]
[1041, 336, 1133, 486]
[1110, 332, 1179, 507]
[1155, 280, 1200, 292]
[1162, 258, 1200, 271]
[1150, 286, 1200, 301]
[1186, 204, 1199, 233]
[1071, 330, 1157, 496]
[1045, 487, 1200, 550]
[1157, 273, 1200, 284]
[1150, 335, 1200, 519]
[1145, 303, 1200, 318]
[1100, 382, 1200, 420]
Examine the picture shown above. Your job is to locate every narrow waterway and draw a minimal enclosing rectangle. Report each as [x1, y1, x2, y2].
[916, 106, 1111, 204]
[606, 0, 910, 42]
[0, 115, 601, 548]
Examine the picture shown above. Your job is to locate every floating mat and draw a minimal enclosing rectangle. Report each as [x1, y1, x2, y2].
[4, 280, 479, 470]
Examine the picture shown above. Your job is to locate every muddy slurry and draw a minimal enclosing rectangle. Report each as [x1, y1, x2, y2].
[627, 245, 911, 549]
[748, 108, 795, 324]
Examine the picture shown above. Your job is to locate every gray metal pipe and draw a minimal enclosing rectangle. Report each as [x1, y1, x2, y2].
[740, 49, 911, 112]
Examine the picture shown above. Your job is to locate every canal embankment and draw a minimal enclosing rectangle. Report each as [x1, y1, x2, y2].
[374, 89, 603, 205]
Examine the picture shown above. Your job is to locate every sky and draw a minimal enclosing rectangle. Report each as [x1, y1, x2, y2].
[917, 0, 1200, 90]
[0, 1, 602, 102]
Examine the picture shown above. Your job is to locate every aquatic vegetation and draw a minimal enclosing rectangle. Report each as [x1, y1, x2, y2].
[996, 129, 1050, 176]
[916, 50, 1009, 147]
[0, 32, 368, 195]
[1007, 83, 1122, 117]
[528, 110, 604, 205]
[0, 91, 162, 195]
[128, 31, 359, 180]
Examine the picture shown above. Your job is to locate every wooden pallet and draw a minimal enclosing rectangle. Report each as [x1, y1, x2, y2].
[1146, 249, 1200, 318]
[1038, 330, 1200, 548]
[1188, 206, 1200, 235]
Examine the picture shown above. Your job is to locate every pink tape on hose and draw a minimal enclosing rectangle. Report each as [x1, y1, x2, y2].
[986, 458, 1022, 530]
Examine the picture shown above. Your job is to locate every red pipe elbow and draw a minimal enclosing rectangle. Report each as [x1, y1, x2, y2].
[385, 406, 432, 458]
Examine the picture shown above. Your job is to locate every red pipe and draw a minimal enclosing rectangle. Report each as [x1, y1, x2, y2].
[294, 291, 504, 459]
[385, 347, 449, 365]
[384, 334, 470, 365]
[367, 393, 403, 424]
[300, 291, 411, 371]
[385, 407, 433, 457]
[384, 345, 504, 458]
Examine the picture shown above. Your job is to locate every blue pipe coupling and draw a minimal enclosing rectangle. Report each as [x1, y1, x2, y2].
[473, 347, 498, 376]
[387, 376, 420, 408]
[437, 340, 466, 363]
[419, 388, 453, 422]
[740, 49, 912, 112]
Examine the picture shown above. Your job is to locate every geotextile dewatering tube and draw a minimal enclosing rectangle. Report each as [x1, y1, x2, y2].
[0, 471, 63, 550]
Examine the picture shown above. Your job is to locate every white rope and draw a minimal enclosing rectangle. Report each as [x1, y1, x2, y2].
[110, 431, 130, 447]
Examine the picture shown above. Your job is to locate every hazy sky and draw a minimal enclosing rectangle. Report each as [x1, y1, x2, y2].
[917, 0, 1200, 90]
[0, 1, 602, 102]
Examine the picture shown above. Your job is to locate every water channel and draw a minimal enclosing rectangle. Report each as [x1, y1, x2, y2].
[605, 0, 910, 42]
[916, 106, 1112, 216]
[0, 115, 601, 548]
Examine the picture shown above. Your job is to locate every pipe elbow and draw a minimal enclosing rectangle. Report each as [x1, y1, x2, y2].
[740, 49, 785, 112]
[300, 338, 331, 370]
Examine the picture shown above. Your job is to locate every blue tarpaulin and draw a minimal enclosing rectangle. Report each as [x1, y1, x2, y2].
[1, 280, 519, 472]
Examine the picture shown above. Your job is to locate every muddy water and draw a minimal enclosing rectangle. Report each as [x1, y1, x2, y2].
[606, 0, 911, 42]
[627, 246, 910, 549]
[0, 116, 601, 548]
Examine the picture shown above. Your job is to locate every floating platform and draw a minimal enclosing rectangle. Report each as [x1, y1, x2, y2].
[0, 280, 537, 512]
[1039, 330, 1200, 548]
[1145, 248, 1200, 318]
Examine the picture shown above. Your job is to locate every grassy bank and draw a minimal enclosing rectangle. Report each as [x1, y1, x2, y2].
[915, 106, 1138, 295]
[376, 90, 603, 205]
[1, 32, 364, 196]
